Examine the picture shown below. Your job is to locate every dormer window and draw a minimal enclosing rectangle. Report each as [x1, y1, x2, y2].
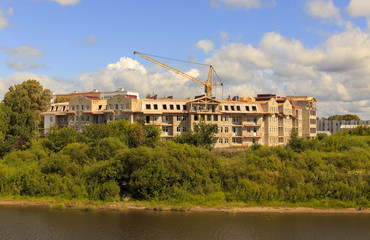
[154, 104, 158, 110]
[252, 106, 257, 111]
[237, 106, 240, 111]
[246, 106, 250, 111]
[225, 106, 229, 111]
[163, 104, 167, 110]
[170, 104, 174, 110]
[146, 104, 151, 110]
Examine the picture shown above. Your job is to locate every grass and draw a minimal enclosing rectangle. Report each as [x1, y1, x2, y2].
[0, 195, 367, 213]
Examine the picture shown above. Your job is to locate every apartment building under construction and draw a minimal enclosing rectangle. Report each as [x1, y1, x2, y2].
[42, 90, 317, 147]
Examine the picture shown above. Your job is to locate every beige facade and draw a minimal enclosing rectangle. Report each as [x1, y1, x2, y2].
[42, 93, 315, 147]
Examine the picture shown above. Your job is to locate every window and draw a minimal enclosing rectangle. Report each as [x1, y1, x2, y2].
[153, 116, 157, 122]
[109, 115, 113, 121]
[176, 105, 181, 110]
[50, 117, 53, 122]
[71, 116, 74, 122]
[177, 116, 181, 121]
[252, 106, 257, 111]
[162, 116, 169, 123]
[109, 104, 113, 110]
[115, 104, 118, 110]
[76, 105, 79, 111]
[225, 138, 229, 144]
[183, 127, 187, 132]
[126, 104, 130, 110]
[182, 116, 187, 121]
[246, 106, 250, 111]
[154, 104, 158, 110]
[224, 106, 229, 111]
[98, 105, 102, 110]
[219, 138, 223, 144]
[76, 116, 79, 122]
[86, 105, 90, 111]
[207, 115, 212, 121]
[225, 116, 229, 122]
[86, 116, 90, 122]
[236, 106, 240, 111]
[194, 115, 199, 121]
[233, 117, 238, 124]
[177, 126, 181, 132]
[162, 126, 168, 133]
[81, 116, 85, 122]
[220, 127, 223, 133]
[146, 104, 151, 110]
[231, 106, 235, 111]
[170, 104, 174, 110]
[163, 104, 167, 110]
[120, 104, 124, 110]
[71, 105, 75, 111]
[81, 105, 84, 111]
[225, 127, 229, 133]
[213, 115, 218, 121]
[146, 116, 150, 124]
[183, 105, 187, 110]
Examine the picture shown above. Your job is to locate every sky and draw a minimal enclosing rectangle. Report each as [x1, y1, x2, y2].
[0, 0, 369, 119]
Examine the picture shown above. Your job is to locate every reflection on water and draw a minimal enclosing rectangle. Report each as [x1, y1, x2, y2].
[0, 205, 369, 240]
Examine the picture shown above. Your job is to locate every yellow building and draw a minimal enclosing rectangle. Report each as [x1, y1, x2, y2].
[42, 93, 315, 147]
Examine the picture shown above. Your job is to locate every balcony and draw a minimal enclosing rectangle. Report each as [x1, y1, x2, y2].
[243, 122, 260, 127]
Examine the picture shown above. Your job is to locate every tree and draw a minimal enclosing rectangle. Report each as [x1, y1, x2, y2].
[54, 96, 71, 103]
[327, 114, 360, 121]
[46, 126, 77, 152]
[1, 80, 52, 150]
[174, 120, 218, 150]
[287, 128, 305, 152]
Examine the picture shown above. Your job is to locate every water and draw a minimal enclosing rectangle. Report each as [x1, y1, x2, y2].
[0, 205, 369, 240]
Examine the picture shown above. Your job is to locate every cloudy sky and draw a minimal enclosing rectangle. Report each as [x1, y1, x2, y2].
[0, 0, 369, 119]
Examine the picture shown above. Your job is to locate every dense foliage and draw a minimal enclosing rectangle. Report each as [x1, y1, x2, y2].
[0, 124, 369, 207]
[0, 80, 52, 155]
[325, 114, 361, 121]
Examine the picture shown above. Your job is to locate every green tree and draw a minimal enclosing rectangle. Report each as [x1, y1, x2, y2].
[174, 120, 218, 150]
[287, 128, 305, 152]
[1, 80, 52, 150]
[46, 126, 77, 152]
[327, 114, 360, 121]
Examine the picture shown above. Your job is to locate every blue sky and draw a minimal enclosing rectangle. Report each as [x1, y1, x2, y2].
[0, 0, 369, 119]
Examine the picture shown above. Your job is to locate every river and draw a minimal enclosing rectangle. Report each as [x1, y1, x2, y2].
[0, 205, 369, 240]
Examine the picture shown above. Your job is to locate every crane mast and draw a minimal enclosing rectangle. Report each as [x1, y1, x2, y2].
[134, 51, 222, 98]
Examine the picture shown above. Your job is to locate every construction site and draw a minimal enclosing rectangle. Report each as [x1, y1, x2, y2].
[42, 52, 317, 147]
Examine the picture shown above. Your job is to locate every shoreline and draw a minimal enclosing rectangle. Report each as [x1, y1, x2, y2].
[0, 199, 368, 214]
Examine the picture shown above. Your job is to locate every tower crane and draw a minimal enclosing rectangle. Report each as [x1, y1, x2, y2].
[134, 51, 223, 98]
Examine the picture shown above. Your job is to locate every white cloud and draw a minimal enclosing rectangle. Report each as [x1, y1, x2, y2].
[199, 27, 370, 119]
[0, 73, 71, 101]
[347, 0, 370, 17]
[47, 0, 80, 6]
[194, 40, 214, 54]
[0, 7, 13, 29]
[82, 35, 98, 46]
[210, 0, 275, 10]
[2, 45, 43, 60]
[305, 0, 340, 19]
[6, 61, 41, 70]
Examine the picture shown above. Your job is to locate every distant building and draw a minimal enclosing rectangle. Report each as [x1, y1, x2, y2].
[317, 119, 370, 134]
[51, 88, 139, 103]
[42, 91, 317, 147]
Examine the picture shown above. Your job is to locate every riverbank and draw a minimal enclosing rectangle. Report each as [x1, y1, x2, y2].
[0, 198, 368, 214]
